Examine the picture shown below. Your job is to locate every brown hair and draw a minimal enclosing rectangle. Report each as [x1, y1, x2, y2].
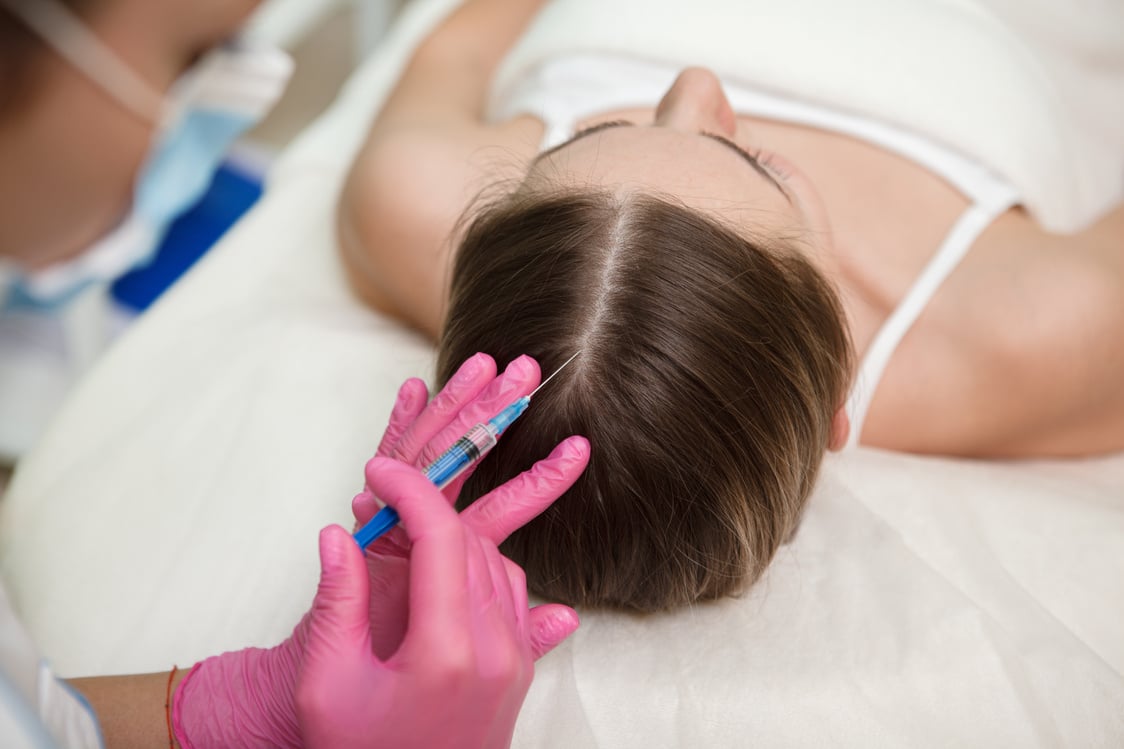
[437, 187, 853, 612]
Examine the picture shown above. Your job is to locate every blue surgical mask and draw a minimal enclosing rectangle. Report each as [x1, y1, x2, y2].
[0, 0, 293, 312]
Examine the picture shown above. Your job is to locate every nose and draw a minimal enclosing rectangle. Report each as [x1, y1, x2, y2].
[653, 68, 737, 137]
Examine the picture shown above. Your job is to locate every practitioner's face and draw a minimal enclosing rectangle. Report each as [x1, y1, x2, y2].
[528, 67, 832, 252]
[0, 0, 261, 267]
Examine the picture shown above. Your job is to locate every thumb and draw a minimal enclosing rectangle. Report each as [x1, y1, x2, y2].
[526, 604, 580, 660]
[307, 525, 372, 655]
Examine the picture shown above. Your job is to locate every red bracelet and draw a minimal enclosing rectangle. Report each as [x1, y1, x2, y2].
[165, 665, 179, 748]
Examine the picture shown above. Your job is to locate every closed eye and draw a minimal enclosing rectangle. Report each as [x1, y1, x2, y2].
[536, 120, 634, 162]
[534, 121, 791, 202]
[698, 132, 791, 203]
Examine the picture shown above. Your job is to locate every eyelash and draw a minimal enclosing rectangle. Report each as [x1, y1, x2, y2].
[572, 119, 633, 138]
[570, 121, 791, 183]
[751, 149, 789, 181]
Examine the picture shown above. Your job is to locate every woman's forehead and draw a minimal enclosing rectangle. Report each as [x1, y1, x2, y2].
[527, 126, 800, 231]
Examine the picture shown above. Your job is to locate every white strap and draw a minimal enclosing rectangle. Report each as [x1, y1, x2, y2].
[0, 0, 164, 124]
[845, 187, 1016, 448]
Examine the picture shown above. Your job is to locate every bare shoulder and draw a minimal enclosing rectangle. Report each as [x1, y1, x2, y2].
[333, 0, 550, 337]
[863, 205, 1124, 457]
[338, 117, 541, 337]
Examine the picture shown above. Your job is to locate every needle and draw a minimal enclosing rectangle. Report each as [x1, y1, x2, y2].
[530, 350, 582, 398]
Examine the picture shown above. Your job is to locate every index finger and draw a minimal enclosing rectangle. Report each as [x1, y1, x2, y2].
[461, 435, 590, 544]
[374, 378, 428, 458]
[363, 457, 472, 651]
[386, 352, 497, 465]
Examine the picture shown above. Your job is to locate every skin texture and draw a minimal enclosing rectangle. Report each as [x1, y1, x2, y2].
[339, 0, 1124, 458]
[68, 671, 189, 748]
[526, 69, 824, 245]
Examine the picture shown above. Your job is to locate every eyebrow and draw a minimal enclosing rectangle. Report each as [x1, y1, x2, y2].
[534, 120, 791, 203]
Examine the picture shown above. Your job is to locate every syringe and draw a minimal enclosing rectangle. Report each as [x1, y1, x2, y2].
[353, 352, 580, 550]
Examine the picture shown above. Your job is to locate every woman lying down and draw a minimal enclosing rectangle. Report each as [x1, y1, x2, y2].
[338, 0, 1124, 612]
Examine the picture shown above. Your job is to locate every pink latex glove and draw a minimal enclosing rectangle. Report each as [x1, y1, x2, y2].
[354, 353, 585, 659]
[359, 351, 542, 504]
[172, 355, 590, 749]
[299, 459, 578, 748]
[172, 450, 587, 749]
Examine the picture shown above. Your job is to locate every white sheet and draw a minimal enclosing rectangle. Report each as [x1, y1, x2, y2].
[1, 1, 1121, 745]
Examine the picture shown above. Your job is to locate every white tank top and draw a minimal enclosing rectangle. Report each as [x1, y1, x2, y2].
[493, 53, 1019, 448]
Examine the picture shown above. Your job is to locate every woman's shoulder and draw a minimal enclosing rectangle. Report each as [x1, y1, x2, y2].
[863, 205, 1124, 457]
[338, 117, 541, 336]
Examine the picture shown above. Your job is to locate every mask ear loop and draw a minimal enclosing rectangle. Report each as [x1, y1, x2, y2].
[0, 0, 165, 125]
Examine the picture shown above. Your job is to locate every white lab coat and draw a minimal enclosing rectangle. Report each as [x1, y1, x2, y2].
[0, 581, 102, 748]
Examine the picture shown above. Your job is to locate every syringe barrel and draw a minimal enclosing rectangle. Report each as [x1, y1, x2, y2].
[424, 422, 498, 489]
[354, 399, 532, 549]
[353, 506, 399, 549]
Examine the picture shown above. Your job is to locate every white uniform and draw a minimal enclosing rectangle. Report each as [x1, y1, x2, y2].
[0, 582, 102, 748]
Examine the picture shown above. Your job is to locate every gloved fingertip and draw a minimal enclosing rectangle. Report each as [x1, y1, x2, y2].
[528, 604, 580, 659]
[352, 491, 378, 524]
[318, 524, 360, 573]
[396, 378, 427, 413]
[451, 352, 493, 386]
[529, 436, 591, 483]
[469, 351, 496, 370]
[364, 455, 405, 485]
[550, 435, 590, 461]
[550, 606, 581, 637]
[362, 459, 455, 534]
[314, 526, 372, 642]
[507, 354, 541, 381]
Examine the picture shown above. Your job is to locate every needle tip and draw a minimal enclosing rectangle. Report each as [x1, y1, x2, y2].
[529, 350, 582, 398]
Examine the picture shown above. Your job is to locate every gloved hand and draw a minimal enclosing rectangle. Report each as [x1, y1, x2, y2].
[360, 351, 542, 504]
[354, 353, 586, 659]
[298, 458, 578, 748]
[173, 449, 587, 749]
[172, 354, 590, 749]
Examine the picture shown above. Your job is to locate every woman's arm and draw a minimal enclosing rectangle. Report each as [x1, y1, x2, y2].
[338, 0, 545, 337]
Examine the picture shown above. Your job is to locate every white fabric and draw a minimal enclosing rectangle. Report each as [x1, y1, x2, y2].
[0, 582, 102, 748]
[497, 53, 1017, 208]
[0, 0, 1122, 745]
[492, 0, 1124, 233]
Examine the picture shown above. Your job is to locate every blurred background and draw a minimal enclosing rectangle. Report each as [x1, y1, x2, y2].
[0, 0, 407, 489]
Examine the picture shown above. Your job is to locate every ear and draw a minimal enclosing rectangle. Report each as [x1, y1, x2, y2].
[827, 406, 851, 451]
